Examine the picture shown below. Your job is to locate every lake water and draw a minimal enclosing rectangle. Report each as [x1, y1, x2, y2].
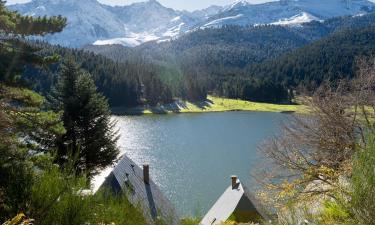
[93, 111, 289, 217]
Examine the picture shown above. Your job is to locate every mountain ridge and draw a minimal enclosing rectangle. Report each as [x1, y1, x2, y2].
[10, 0, 375, 47]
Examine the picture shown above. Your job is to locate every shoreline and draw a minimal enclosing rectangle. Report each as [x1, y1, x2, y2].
[111, 96, 307, 115]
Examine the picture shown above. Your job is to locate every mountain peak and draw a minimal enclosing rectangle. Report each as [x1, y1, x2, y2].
[37, 0, 98, 3]
[136, 0, 163, 7]
[227, 0, 250, 10]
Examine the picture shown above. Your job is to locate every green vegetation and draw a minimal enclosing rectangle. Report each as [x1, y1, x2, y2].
[50, 60, 119, 178]
[88, 13, 375, 106]
[256, 64, 375, 225]
[0, 1, 67, 219]
[3, 0, 375, 224]
[0, 2, 148, 224]
[247, 24, 375, 88]
[16, 162, 147, 225]
[112, 95, 306, 115]
[22, 13, 375, 108]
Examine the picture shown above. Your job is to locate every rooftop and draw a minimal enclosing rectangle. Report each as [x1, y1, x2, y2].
[100, 154, 179, 225]
[200, 176, 270, 225]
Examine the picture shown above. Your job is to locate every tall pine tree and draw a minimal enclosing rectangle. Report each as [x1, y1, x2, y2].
[52, 60, 119, 178]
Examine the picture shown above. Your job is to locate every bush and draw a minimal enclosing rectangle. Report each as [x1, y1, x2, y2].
[89, 190, 147, 225]
[26, 165, 148, 225]
[29, 166, 91, 225]
[180, 218, 200, 225]
[349, 135, 375, 224]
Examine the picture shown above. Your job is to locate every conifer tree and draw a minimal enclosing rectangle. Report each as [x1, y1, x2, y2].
[52, 60, 119, 178]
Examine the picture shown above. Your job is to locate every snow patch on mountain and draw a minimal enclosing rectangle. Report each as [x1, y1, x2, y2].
[171, 16, 181, 22]
[200, 0, 375, 28]
[227, 0, 250, 11]
[93, 32, 159, 47]
[163, 22, 186, 37]
[10, 0, 209, 47]
[271, 12, 321, 26]
[202, 14, 244, 28]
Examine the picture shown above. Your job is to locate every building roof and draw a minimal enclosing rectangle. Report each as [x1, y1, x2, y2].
[100, 154, 179, 225]
[200, 178, 270, 225]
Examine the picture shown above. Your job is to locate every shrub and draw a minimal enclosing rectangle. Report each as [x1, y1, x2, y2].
[29, 166, 91, 225]
[26, 165, 149, 225]
[349, 135, 375, 224]
[89, 190, 147, 225]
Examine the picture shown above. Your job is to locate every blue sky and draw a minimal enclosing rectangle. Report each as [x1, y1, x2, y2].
[6, 0, 274, 11]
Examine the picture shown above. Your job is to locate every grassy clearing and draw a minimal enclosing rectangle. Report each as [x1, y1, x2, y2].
[111, 96, 308, 115]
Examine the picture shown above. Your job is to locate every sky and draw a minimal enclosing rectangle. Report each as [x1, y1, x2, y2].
[7, 0, 375, 11]
[6, 0, 274, 11]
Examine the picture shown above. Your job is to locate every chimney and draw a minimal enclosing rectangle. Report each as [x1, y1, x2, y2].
[143, 164, 150, 184]
[231, 175, 238, 189]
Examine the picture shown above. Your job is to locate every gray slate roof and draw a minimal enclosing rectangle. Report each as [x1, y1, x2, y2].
[200, 179, 270, 225]
[100, 154, 179, 225]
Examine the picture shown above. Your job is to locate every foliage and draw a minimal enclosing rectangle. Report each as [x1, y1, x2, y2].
[180, 218, 201, 225]
[318, 201, 351, 225]
[25, 12, 375, 106]
[51, 60, 119, 178]
[0, 0, 66, 85]
[24, 163, 148, 225]
[0, 2, 67, 221]
[273, 134, 375, 225]
[247, 24, 375, 89]
[0, 4, 148, 225]
[89, 190, 148, 225]
[23, 42, 143, 107]
[22, 41, 179, 107]
[0, 0, 66, 36]
[86, 12, 375, 104]
[256, 61, 375, 217]
[347, 135, 375, 224]
[0, 86, 64, 220]
[29, 165, 91, 225]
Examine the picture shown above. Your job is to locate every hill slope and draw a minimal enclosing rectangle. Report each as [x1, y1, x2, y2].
[247, 24, 375, 87]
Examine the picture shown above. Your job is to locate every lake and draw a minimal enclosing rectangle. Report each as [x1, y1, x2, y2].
[93, 111, 289, 217]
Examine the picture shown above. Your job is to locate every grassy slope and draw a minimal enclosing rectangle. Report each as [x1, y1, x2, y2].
[112, 96, 307, 115]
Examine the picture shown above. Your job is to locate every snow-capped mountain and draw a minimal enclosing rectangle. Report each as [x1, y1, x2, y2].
[201, 0, 375, 28]
[9, 0, 216, 47]
[9, 0, 375, 47]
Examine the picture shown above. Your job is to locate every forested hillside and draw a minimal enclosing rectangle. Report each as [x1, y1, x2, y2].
[91, 12, 375, 67]
[247, 24, 375, 88]
[18, 12, 375, 107]
[21, 42, 180, 107]
[84, 12, 375, 103]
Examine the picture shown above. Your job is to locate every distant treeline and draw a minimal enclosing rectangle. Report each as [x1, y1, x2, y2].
[22, 12, 375, 107]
